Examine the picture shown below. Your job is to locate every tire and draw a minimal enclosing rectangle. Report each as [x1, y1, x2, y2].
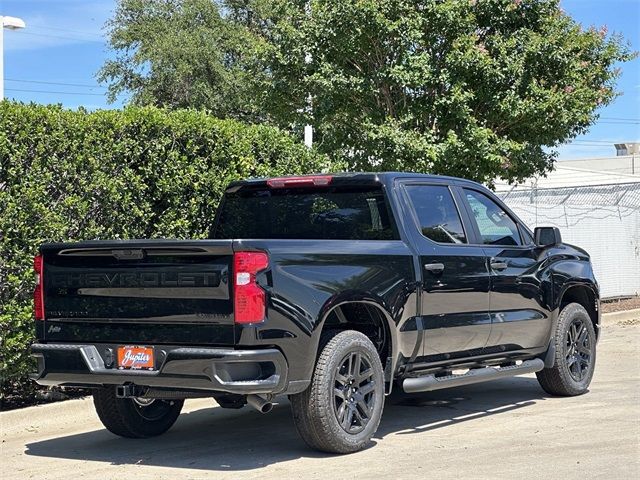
[93, 387, 184, 438]
[290, 330, 385, 454]
[536, 302, 597, 396]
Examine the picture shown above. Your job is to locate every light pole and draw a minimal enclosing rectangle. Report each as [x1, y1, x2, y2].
[1, 15, 26, 99]
[303, 1, 312, 148]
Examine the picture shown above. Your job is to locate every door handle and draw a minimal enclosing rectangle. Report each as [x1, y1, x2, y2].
[424, 262, 445, 274]
[490, 258, 508, 271]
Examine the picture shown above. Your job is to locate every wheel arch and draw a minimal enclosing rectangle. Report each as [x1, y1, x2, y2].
[547, 254, 600, 341]
[557, 282, 600, 340]
[315, 295, 398, 393]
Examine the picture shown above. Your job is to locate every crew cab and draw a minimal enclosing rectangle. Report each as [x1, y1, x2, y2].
[31, 172, 600, 453]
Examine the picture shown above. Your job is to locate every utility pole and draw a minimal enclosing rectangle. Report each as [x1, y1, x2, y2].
[1, 15, 27, 99]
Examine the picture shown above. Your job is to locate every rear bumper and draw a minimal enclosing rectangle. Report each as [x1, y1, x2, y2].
[31, 343, 288, 395]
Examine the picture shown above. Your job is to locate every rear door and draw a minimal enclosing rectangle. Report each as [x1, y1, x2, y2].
[400, 181, 491, 363]
[40, 240, 235, 346]
[457, 187, 551, 351]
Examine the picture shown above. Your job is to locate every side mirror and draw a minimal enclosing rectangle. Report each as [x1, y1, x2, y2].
[534, 226, 562, 247]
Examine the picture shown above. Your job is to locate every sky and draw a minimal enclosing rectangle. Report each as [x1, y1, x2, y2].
[1, 0, 639, 159]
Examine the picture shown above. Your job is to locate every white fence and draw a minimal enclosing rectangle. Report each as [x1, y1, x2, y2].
[498, 182, 640, 299]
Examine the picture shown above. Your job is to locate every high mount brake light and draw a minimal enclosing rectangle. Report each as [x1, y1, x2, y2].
[233, 251, 269, 324]
[33, 254, 45, 320]
[266, 175, 333, 188]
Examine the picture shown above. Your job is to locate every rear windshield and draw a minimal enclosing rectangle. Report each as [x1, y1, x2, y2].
[211, 185, 398, 240]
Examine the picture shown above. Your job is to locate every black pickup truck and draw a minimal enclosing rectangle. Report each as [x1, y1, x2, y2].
[31, 172, 599, 453]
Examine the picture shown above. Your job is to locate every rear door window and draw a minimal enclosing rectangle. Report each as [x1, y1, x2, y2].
[405, 185, 467, 244]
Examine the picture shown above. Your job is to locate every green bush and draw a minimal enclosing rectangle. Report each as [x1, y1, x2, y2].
[0, 101, 335, 402]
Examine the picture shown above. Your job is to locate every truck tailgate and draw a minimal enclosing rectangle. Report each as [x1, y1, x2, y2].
[39, 240, 234, 345]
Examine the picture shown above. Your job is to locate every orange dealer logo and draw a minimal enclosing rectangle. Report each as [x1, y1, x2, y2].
[117, 346, 154, 369]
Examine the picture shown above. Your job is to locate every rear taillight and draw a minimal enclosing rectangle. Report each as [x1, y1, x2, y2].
[233, 251, 269, 324]
[33, 254, 45, 320]
[266, 175, 333, 188]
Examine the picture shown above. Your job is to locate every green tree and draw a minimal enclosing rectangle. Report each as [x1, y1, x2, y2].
[101, 0, 634, 184]
[268, 0, 634, 184]
[98, 0, 275, 121]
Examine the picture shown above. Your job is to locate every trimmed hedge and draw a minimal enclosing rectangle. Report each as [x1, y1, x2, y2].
[0, 101, 336, 402]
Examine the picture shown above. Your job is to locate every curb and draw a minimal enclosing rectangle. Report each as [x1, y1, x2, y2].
[601, 308, 640, 324]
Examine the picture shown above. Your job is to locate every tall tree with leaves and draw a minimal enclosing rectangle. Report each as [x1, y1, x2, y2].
[99, 0, 275, 121]
[100, 0, 634, 184]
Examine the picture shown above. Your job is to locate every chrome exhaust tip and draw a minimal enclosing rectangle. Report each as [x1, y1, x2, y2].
[246, 394, 273, 414]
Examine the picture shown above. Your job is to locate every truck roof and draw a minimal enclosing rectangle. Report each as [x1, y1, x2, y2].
[226, 172, 487, 191]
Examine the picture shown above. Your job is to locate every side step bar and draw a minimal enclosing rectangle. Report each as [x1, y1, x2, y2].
[402, 358, 545, 394]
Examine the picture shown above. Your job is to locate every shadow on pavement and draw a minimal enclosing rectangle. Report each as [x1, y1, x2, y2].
[25, 376, 547, 471]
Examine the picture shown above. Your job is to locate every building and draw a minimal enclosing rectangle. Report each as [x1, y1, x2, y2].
[615, 142, 640, 157]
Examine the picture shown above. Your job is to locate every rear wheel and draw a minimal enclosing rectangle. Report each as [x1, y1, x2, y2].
[290, 330, 385, 453]
[537, 303, 597, 396]
[93, 387, 184, 438]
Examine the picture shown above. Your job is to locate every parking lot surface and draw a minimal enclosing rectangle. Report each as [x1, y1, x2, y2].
[2, 319, 639, 480]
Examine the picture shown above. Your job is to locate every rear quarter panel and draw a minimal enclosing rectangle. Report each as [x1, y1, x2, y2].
[233, 239, 418, 387]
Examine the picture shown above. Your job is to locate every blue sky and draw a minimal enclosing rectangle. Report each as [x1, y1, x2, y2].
[2, 0, 638, 159]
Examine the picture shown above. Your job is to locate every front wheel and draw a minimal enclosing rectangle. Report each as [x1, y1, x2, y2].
[290, 330, 385, 453]
[93, 387, 184, 438]
[536, 302, 597, 396]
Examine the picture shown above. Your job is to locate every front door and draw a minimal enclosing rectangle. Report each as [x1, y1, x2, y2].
[458, 187, 552, 352]
[401, 182, 491, 363]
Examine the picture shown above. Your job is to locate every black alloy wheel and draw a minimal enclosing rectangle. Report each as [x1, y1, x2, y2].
[290, 330, 385, 453]
[565, 318, 592, 382]
[333, 351, 378, 434]
[536, 302, 597, 396]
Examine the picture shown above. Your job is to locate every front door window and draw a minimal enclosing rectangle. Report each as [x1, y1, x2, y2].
[463, 189, 522, 246]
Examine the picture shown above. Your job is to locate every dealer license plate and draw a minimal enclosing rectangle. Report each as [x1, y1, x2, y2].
[117, 345, 155, 370]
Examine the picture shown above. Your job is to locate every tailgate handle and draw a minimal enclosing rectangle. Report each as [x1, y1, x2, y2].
[113, 249, 144, 260]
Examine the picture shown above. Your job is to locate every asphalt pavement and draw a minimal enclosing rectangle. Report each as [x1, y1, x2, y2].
[2, 316, 639, 480]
